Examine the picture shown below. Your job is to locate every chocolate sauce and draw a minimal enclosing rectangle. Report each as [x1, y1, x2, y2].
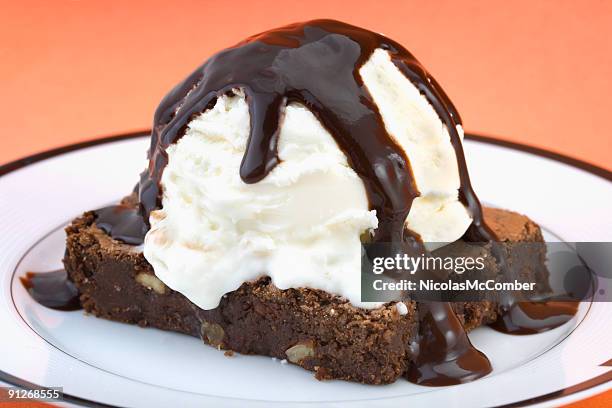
[94, 205, 147, 245]
[20, 270, 81, 311]
[490, 300, 579, 335]
[406, 302, 492, 385]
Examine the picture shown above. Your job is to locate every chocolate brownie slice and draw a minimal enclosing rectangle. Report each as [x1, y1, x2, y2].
[63, 206, 545, 384]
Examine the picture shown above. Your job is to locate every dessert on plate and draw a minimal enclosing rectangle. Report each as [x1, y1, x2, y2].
[25, 19, 576, 385]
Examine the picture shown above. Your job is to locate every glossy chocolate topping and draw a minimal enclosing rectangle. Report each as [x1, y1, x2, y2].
[20, 270, 81, 311]
[406, 302, 492, 385]
[94, 204, 147, 246]
[490, 300, 579, 335]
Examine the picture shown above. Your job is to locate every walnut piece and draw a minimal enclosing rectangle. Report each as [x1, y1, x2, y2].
[285, 340, 315, 363]
[135, 273, 166, 295]
[201, 321, 225, 347]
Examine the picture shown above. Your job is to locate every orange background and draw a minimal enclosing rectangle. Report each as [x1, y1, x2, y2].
[0, 0, 610, 406]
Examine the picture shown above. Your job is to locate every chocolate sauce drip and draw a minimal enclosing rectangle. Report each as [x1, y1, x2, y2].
[20, 270, 81, 311]
[94, 205, 147, 245]
[407, 302, 492, 385]
[487, 241, 578, 335]
[491, 301, 578, 335]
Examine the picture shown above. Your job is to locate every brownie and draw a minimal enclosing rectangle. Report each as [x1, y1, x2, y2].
[63, 206, 546, 384]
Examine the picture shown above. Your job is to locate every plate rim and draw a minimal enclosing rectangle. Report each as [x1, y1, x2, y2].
[2, 131, 610, 181]
[1, 130, 611, 408]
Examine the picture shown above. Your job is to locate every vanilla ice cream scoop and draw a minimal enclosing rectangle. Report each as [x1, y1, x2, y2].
[136, 19, 493, 310]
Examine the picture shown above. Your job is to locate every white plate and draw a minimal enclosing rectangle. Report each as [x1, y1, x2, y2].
[0, 132, 611, 408]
